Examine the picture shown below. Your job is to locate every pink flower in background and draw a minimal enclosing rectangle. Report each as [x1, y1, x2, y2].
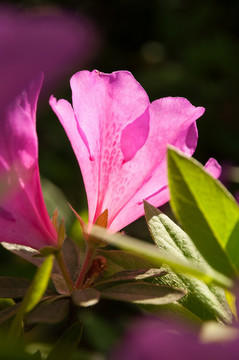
[50, 70, 218, 232]
[0, 74, 57, 249]
[110, 315, 239, 360]
[0, 5, 97, 110]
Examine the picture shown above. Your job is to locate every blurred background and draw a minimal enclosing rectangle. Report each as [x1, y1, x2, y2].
[1, 0, 239, 358]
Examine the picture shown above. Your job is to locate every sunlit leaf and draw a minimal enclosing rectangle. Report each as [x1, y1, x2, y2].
[167, 147, 239, 276]
[144, 201, 232, 323]
[90, 226, 233, 289]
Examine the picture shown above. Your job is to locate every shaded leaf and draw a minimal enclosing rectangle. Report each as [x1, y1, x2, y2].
[100, 281, 185, 304]
[26, 297, 70, 324]
[167, 147, 239, 276]
[46, 321, 82, 360]
[0, 303, 20, 325]
[51, 274, 70, 295]
[97, 249, 151, 276]
[95, 268, 167, 287]
[2, 237, 80, 290]
[0, 277, 31, 298]
[72, 288, 100, 307]
[61, 237, 80, 282]
[144, 201, 232, 323]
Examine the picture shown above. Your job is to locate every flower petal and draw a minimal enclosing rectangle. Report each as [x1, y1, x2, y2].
[50, 70, 150, 224]
[0, 75, 57, 249]
[205, 158, 222, 179]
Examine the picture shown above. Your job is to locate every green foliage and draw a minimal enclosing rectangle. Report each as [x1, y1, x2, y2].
[0, 277, 31, 298]
[144, 201, 232, 323]
[91, 226, 233, 288]
[99, 281, 185, 305]
[167, 147, 239, 277]
[46, 322, 82, 360]
[72, 288, 100, 307]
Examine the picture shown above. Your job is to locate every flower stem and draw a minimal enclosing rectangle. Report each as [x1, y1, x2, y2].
[74, 243, 96, 289]
[56, 250, 74, 293]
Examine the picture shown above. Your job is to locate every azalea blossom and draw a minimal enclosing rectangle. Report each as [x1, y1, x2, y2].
[50, 70, 219, 232]
[0, 5, 97, 110]
[110, 315, 239, 360]
[0, 74, 57, 249]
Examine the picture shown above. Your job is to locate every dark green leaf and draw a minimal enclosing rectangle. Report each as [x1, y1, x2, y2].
[100, 281, 185, 304]
[51, 274, 70, 295]
[26, 297, 70, 324]
[0, 277, 31, 298]
[95, 268, 166, 287]
[61, 237, 81, 282]
[46, 321, 82, 360]
[97, 249, 151, 276]
[72, 288, 100, 307]
[0, 303, 20, 325]
[167, 147, 239, 276]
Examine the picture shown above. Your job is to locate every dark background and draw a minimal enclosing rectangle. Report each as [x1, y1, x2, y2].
[36, 0, 239, 214]
[1, 0, 239, 357]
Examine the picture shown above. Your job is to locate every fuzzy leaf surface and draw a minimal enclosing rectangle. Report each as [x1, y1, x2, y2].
[144, 201, 232, 323]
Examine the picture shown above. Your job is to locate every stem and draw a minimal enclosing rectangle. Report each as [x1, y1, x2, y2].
[74, 243, 96, 289]
[56, 251, 74, 293]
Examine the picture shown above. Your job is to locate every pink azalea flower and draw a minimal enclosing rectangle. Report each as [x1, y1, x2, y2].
[0, 5, 97, 110]
[110, 315, 239, 360]
[50, 70, 219, 232]
[0, 74, 57, 249]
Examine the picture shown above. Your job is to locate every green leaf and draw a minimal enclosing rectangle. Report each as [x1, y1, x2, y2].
[144, 201, 232, 323]
[46, 321, 82, 360]
[0, 303, 20, 325]
[90, 226, 233, 288]
[26, 297, 70, 324]
[95, 268, 166, 287]
[61, 237, 81, 282]
[72, 288, 100, 307]
[8, 255, 54, 341]
[167, 147, 239, 276]
[0, 277, 31, 298]
[100, 281, 185, 304]
[97, 249, 152, 276]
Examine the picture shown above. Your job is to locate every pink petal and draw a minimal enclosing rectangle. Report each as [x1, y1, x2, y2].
[205, 158, 222, 179]
[0, 75, 57, 249]
[51, 70, 205, 232]
[50, 70, 150, 224]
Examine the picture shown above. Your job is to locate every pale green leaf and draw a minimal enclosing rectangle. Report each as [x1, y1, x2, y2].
[167, 147, 239, 276]
[8, 255, 54, 341]
[144, 201, 232, 323]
